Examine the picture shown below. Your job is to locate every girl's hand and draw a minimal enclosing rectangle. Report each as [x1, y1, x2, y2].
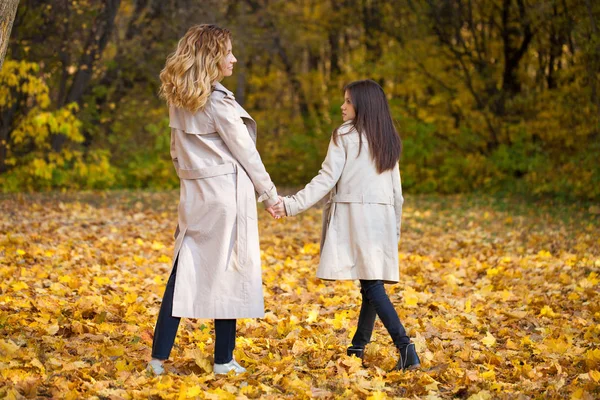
[270, 196, 287, 219]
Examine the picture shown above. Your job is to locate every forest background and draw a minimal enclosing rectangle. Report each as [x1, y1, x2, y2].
[1, 0, 599, 200]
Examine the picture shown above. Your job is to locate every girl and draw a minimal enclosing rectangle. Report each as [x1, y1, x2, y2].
[272, 80, 420, 370]
[147, 24, 280, 376]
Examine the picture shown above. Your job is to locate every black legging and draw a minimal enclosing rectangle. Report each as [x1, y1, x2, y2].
[151, 258, 237, 364]
[351, 280, 410, 349]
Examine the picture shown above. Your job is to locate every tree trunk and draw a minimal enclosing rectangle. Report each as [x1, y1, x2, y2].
[328, 31, 340, 76]
[584, 0, 600, 121]
[0, 0, 20, 173]
[236, 60, 247, 107]
[363, 0, 383, 62]
[51, 0, 121, 152]
[0, 0, 20, 70]
[500, 0, 534, 98]
[0, 100, 19, 173]
[244, 0, 310, 118]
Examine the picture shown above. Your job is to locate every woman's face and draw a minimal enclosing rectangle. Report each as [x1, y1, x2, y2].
[220, 39, 237, 77]
[341, 90, 356, 122]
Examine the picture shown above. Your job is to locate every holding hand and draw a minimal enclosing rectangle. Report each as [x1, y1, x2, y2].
[266, 197, 284, 219]
[270, 196, 287, 219]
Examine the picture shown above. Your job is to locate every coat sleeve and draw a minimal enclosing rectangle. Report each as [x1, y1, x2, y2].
[283, 136, 346, 216]
[210, 94, 279, 207]
[392, 162, 404, 241]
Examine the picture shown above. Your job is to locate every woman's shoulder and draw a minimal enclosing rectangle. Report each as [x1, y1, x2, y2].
[206, 83, 238, 115]
[211, 82, 235, 101]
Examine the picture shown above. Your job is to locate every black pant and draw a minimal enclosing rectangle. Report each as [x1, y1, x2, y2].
[151, 258, 237, 364]
[351, 280, 410, 349]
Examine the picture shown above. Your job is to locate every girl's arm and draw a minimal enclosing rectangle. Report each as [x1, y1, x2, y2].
[392, 162, 404, 241]
[283, 136, 347, 216]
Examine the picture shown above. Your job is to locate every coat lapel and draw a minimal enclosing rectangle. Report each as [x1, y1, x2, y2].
[213, 82, 257, 143]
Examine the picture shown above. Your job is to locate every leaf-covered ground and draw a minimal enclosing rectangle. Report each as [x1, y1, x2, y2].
[1, 192, 599, 399]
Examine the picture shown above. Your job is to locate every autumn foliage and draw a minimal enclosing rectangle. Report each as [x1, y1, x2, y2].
[1, 1, 600, 199]
[0, 192, 598, 398]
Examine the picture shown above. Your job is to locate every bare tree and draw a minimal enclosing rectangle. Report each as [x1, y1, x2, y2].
[0, 0, 20, 70]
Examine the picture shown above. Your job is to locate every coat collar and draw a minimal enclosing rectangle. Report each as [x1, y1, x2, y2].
[337, 120, 356, 135]
[213, 81, 234, 97]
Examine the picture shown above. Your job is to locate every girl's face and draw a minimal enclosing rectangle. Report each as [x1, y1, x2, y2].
[341, 90, 356, 122]
[220, 39, 237, 77]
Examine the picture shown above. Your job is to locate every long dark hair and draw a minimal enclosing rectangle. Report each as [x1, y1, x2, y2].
[333, 79, 402, 173]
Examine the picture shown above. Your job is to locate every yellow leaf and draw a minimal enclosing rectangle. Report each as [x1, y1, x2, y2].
[568, 292, 580, 301]
[301, 242, 319, 255]
[291, 340, 308, 355]
[570, 388, 593, 399]
[521, 336, 533, 346]
[11, 281, 28, 291]
[186, 386, 202, 397]
[46, 324, 59, 335]
[93, 276, 112, 286]
[465, 298, 472, 313]
[589, 370, 600, 382]
[367, 391, 387, 400]
[16, 249, 26, 256]
[468, 390, 492, 400]
[124, 292, 137, 304]
[305, 309, 319, 324]
[327, 311, 348, 330]
[155, 376, 173, 390]
[481, 332, 496, 347]
[403, 288, 419, 307]
[115, 359, 132, 371]
[104, 346, 124, 357]
[31, 358, 46, 373]
[205, 388, 236, 400]
[158, 254, 171, 263]
[539, 305, 557, 317]
[480, 369, 495, 380]
[0, 339, 20, 355]
[151, 241, 165, 250]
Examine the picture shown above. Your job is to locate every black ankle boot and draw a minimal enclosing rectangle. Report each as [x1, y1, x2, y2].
[346, 346, 365, 359]
[393, 343, 420, 371]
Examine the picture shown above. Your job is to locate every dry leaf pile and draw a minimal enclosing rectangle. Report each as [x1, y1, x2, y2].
[0, 192, 598, 399]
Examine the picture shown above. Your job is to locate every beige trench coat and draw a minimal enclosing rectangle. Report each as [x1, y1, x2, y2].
[168, 82, 278, 319]
[283, 121, 403, 283]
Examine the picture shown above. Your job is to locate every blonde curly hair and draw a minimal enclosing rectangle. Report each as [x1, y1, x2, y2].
[159, 24, 231, 112]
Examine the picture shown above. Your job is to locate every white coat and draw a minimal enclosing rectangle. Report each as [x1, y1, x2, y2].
[168, 82, 278, 319]
[283, 121, 403, 283]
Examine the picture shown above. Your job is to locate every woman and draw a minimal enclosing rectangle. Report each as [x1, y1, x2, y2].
[272, 80, 420, 370]
[147, 24, 280, 375]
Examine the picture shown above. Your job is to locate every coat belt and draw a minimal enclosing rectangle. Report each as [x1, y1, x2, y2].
[331, 194, 394, 205]
[174, 162, 247, 270]
[175, 162, 236, 180]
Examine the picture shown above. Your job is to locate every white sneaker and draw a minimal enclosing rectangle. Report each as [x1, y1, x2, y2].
[213, 358, 247, 375]
[147, 359, 165, 375]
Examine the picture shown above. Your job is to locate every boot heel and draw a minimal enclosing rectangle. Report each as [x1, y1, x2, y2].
[346, 346, 365, 359]
[393, 343, 421, 371]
